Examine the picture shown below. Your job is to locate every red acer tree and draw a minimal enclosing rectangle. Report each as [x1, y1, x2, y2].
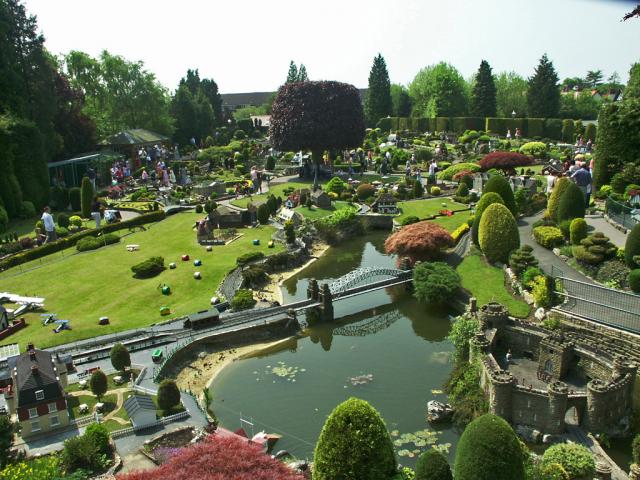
[384, 221, 454, 265]
[117, 436, 304, 480]
[478, 152, 533, 173]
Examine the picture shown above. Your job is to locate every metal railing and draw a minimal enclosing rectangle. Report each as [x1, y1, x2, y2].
[551, 265, 640, 333]
[606, 196, 639, 230]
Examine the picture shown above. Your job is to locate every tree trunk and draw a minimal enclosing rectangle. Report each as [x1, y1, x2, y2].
[312, 150, 322, 190]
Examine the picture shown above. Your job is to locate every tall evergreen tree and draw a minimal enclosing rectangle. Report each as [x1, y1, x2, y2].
[286, 61, 298, 84]
[297, 64, 308, 82]
[470, 60, 497, 117]
[365, 54, 392, 126]
[527, 54, 560, 117]
[391, 84, 412, 117]
[626, 63, 640, 101]
[585, 70, 603, 88]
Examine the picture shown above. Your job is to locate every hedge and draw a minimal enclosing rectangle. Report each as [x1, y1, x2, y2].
[569, 218, 588, 245]
[482, 174, 517, 216]
[561, 119, 575, 143]
[478, 203, 520, 263]
[625, 224, 640, 268]
[0, 210, 166, 271]
[437, 162, 481, 181]
[131, 256, 165, 278]
[556, 181, 586, 222]
[415, 449, 453, 480]
[544, 118, 563, 141]
[533, 226, 564, 249]
[436, 117, 449, 132]
[472, 192, 505, 246]
[547, 177, 571, 222]
[527, 118, 545, 138]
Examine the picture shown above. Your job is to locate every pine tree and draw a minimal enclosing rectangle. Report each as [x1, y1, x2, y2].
[585, 70, 603, 88]
[286, 61, 298, 84]
[470, 60, 497, 117]
[365, 54, 392, 127]
[297, 64, 308, 82]
[626, 63, 640, 101]
[527, 54, 560, 118]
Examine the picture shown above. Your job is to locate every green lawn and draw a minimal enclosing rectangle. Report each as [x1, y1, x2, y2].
[432, 211, 472, 233]
[456, 253, 530, 318]
[6, 214, 93, 239]
[231, 180, 313, 208]
[67, 394, 97, 419]
[0, 212, 283, 349]
[294, 201, 352, 220]
[396, 198, 469, 223]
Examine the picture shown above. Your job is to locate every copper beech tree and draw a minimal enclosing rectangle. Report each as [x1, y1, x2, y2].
[384, 221, 454, 265]
[269, 80, 365, 189]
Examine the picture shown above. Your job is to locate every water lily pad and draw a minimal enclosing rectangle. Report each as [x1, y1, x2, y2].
[430, 389, 444, 395]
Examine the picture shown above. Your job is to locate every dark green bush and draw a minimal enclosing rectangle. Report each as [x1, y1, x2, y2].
[547, 177, 571, 222]
[69, 187, 81, 211]
[628, 269, 640, 293]
[195, 204, 203, 214]
[625, 224, 640, 268]
[131, 256, 165, 278]
[509, 244, 538, 276]
[76, 233, 120, 252]
[415, 449, 452, 480]
[453, 414, 524, 480]
[157, 379, 181, 412]
[573, 232, 617, 265]
[81, 176, 94, 219]
[0, 206, 8, 234]
[413, 261, 461, 305]
[233, 129, 246, 139]
[457, 183, 469, 198]
[482, 174, 517, 216]
[569, 218, 588, 245]
[472, 192, 505, 246]
[257, 203, 270, 224]
[19, 200, 36, 219]
[284, 220, 296, 244]
[557, 181, 585, 223]
[236, 251, 265, 265]
[401, 215, 420, 226]
[313, 397, 397, 480]
[110, 343, 131, 372]
[231, 289, 256, 311]
[478, 203, 520, 263]
[533, 226, 564, 249]
[558, 220, 572, 240]
[266, 156, 276, 170]
[242, 265, 268, 287]
[57, 213, 70, 228]
[541, 443, 595, 479]
[522, 266, 544, 286]
[84, 423, 111, 456]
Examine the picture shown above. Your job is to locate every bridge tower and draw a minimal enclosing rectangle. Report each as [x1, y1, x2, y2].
[546, 380, 569, 434]
[307, 278, 319, 301]
[317, 283, 334, 322]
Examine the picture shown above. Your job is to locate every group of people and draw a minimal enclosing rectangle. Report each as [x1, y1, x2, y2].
[233, 165, 265, 199]
[137, 144, 178, 165]
[546, 155, 594, 207]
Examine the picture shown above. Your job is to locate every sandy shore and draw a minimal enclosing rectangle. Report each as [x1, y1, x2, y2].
[174, 337, 297, 394]
[255, 241, 331, 305]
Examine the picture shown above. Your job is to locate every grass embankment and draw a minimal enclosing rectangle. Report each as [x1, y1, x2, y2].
[396, 198, 469, 224]
[456, 253, 530, 318]
[0, 212, 282, 349]
[294, 201, 352, 220]
[230, 181, 312, 208]
[6, 214, 93, 239]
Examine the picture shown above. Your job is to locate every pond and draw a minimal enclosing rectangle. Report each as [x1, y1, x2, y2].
[209, 232, 461, 465]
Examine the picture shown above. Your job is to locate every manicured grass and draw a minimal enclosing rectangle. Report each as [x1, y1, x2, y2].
[456, 253, 531, 318]
[396, 197, 469, 223]
[0, 212, 283, 349]
[294, 201, 352, 220]
[101, 419, 127, 432]
[432, 211, 472, 233]
[6, 213, 92, 239]
[67, 394, 97, 419]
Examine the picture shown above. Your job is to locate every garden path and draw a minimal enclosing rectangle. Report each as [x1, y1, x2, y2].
[69, 387, 130, 424]
[584, 215, 627, 248]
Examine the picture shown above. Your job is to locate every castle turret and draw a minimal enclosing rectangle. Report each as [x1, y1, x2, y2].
[586, 379, 609, 433]
[489, 370, 514, 421]
[318, 283, 334, 322]
[469, 331, 490, 364]
[538, 332, 574, 381]
[479, 302, 509, 331]
[613, 356, 637, 410]
[307, 278, 319, 301]
[546, 381, 569, 434]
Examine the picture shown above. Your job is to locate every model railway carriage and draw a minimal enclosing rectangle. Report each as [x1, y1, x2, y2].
[183, 307, 220, 329]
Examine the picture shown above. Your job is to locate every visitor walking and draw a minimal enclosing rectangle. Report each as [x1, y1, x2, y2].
[546, 171, 556, 195]
[506, 129, 512, 140]
[87, 167, 96, 190]
[41, 206, 57, 244]
[571, 163, 592, 207]
[250, 166, 259, 193]
[90, 196, 102, 228]
[428, 159, 437, 185]
[141, 168, 148, 184]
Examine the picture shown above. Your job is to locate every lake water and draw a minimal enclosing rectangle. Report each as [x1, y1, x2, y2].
[209, 232, 460, 465]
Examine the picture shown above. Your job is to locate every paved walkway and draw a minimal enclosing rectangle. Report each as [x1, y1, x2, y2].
[585, 215, 627, 248]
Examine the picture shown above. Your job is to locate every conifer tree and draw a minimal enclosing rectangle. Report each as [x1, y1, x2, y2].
[365, 54, 392, 126]
[527, 54, 560, 117]
[286, 61, 298, 84]
[626, 63, 640, 101]
[297, 64, 308, 82]
[470, 60, 497, 117]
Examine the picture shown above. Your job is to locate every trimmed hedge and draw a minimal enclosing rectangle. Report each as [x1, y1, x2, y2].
[482, 174, 517, 216]
[472, 192, 505, 246]
[527, 118, 545, 138]
[541, 443, 595, 479]
[573, 232, 617, 265]
[562, 119, 575, 142]
[76, 233, 120, 252]
[533, 226, 564, 249]
[569, 218, 588, 245]
[437, 162, 480, 181]
[629, 269, 640, 293]
[478, 203, 520, 263]
[131, 256, 165, 278]
[236, 251, 265, 266]
[556, 181, 586, 222]
[313, 397, 397, 480]
[453, 414, 525, 480]
[0, 210, 166, 271]
[547, 177, 571, 222]
[625, 224, 640, 268]
[415, 449, 452, 480]
[544, 118, 563, 141]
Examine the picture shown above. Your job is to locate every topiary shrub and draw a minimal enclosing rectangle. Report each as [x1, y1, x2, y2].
[257, 203, 270, 224]
[19, 201, 36, 219]
[131, 256, 165, 278]
[456, 183, 469, 198]
[533, 226, 564, 249]
[57, 213, 70, 228]
[547, 177, 571, 222]
[558, 220, 572, 240]
[437, 162, 480, 181]
[472, 192, 505, 246]
[509, 244, 539, 277]
[569, 218, 588, 245]
[453, 413, 524, 480]
[430, 186, 441, 196]
[69, 215, 83, 227]
[625, 224, 640, 268]
[69, 187, 81, 212]
[195, 204, 203, 214]
[76, 236, 100, 252]
[482, 174, 517, 216]
[522, 266, 544, 286]
[537, 463, 570, 480]
[557, 181, 585, 223]
[401, 215, 420, 226]
[412, 261, 461, 305]
[157, 379, 181, 412]
[356, 183, 375, 200]
[237, 251, 265, 265]
[231, 289, 256, 311]
[478, 203, 520, 263]
[415, 449, 452, 480]
[541, 443, 595, 480]
[313, 397, 397, 480]
[80, 176, 94, 219]
[629, 269, 640, 293]
[573, 232, 617, 265]
[519, 141, 547, 158]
